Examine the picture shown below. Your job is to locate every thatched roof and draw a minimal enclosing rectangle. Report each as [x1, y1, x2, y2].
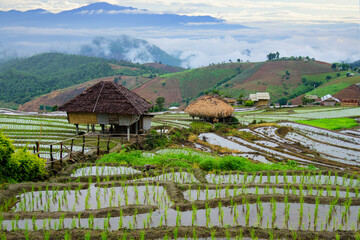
[185, 95, 234, 118]
[58, 81, 152, 114]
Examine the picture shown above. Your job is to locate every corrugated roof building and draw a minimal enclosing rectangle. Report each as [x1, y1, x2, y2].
[249, 92, 270, 106]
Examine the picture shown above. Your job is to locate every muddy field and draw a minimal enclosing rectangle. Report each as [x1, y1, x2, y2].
[1, 162, 359, 239]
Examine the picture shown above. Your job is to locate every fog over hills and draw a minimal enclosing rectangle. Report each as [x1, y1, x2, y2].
[0, 2, 358, 67]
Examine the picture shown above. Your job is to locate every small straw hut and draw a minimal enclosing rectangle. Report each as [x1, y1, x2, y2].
[58, 81, 153, 140]
[185, 95, 234, 123]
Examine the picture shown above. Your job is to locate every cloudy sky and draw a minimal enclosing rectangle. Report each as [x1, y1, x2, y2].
[0, 0, 359, 67]
[0, 0, 358, 25]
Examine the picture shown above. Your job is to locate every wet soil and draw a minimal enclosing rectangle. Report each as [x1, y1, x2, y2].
[1, 226, 358, 240]
[1, 205, 157, 220]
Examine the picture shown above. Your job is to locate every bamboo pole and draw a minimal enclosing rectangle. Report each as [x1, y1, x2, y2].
[82, 135, 85, 154]
[60, 142, 63, 167]
[97, 135, 100, 155]
[70, 139, 74, 160]
[50, 144, 54, 170]
[107, 136, 110, 153]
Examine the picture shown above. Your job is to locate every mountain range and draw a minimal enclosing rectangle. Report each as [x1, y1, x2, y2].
[0, 2, 249, 65]
[0, 2, 240, 29]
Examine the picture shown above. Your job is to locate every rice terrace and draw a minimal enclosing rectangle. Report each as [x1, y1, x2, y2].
[0, 103, 359, 240]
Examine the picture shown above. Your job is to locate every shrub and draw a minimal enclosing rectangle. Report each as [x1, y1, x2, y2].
[244, 100, 254, 106]
[169, 128, 191, 143]
[143, 130, 170, 149]
[0, 131, 15, 166]
[0, 132, 47, 182]
[189, 122, 213, 134]
[7, 147, 47, 182]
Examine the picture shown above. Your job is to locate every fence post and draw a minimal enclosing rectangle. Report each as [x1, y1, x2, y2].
[70, 139, 74, 160]
[36, 141, 40, 157]
[50, 144, 54, 170]
[107, 136, 110, 154]
[82, 135, 85, 154]
[97, 134, 100, 155]
[60, 142, 63, 167]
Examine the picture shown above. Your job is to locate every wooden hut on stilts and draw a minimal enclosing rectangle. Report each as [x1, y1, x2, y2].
[58, 81, 153, 141]
[185, 95, 234, 123]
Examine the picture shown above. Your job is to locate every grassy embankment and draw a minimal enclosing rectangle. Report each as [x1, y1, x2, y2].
[296, 117, 359, 130]
[97, 149, 308, 173]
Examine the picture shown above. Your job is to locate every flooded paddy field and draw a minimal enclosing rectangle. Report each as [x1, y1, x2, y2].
[1, 107, 360, 239]
[1, 162, 359, 239]
[198, 119, 360, 171]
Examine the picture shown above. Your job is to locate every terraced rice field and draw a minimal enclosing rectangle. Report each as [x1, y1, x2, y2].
[195, 120, 360, 171]
[0, 111, 119, 160]
[1, 163, 359, 239]
[1, 107, 360, 239]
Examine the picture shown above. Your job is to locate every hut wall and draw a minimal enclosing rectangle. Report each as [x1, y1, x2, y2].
[143, 116, 152, 131]
[341, 100, 359, 106]
[322, 100, 336, 106]
[68, 113, 98, 124]
[109, 114, 120, 124]
[118, 114, 139, 126]
[255, 100, 269, 106]
[97, 114, 109, 124]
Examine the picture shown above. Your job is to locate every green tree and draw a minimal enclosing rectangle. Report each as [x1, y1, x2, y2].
[156, 97, 165, 111]
[237, 93, 244, 105]
[331, 63, 337, 70]
[278, 97, 288, 106]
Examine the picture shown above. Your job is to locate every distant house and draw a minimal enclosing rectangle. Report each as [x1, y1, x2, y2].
[168, 106, 179, 111]
[303, 95, 319, 105]
[305, 95, 318, 100]
[185, 95, 234, 123]
[320, 94, 340, 106]
[58, 81, 153, 140]
[334, 84, 360, 106]
[249, 92, 270, 107]
[341, 99, 359, 107]
[223, 97, 237, 105]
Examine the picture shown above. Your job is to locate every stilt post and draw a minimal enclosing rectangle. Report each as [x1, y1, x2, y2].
[75, 124, 79, 135]
[127, 126, 130, 142]
[60, 142, 63, 167]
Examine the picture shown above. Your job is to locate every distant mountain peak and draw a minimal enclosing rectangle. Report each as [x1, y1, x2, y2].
[25, 9, 48, 14]
[65, 2, 135, 13]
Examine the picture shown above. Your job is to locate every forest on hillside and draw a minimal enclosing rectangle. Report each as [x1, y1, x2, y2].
[0, 53, 164, 107]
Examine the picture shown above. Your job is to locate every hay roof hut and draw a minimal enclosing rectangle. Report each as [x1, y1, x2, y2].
[185, 95, 234, 122]
[58, 81, 153, 140]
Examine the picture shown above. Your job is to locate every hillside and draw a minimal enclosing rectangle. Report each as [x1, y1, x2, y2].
[291, 74, 360, 105]
[18, 75, 153, 111]
[148, 60, 332, 104]
[143, 63, 185, 73]
[0, 53, 164, 108]
[219, 60, 332, 102]
[16, 59, 354, 111]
